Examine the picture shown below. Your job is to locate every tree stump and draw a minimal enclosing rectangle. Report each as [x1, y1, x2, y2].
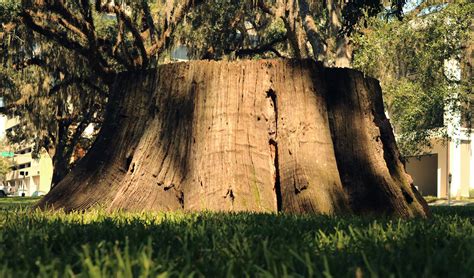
[37, 59, 430, 217]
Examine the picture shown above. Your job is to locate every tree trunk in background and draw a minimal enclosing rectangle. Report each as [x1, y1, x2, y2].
[50, 121, 70, 188]
[283, 0, 310, 59]
[49, 118, 90, 188]
[325, 0, 352, 67]
[51, 155, 69, 188]
[36, 59, 429, 217]
[297, 0, 326, 61]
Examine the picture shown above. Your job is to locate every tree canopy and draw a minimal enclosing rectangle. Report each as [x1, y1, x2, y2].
[14, 0, 408, 78]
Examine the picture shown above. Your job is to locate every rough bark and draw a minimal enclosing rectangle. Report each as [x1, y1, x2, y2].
[325, 68, 429, 217]
[37, 59, 429, 217]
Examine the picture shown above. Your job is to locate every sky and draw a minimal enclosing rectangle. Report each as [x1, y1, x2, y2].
[0, 116, 6, 139]
[403, 0, 423, 13]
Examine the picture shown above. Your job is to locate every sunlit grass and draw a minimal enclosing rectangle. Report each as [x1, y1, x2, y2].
[0, 198, 473, 277]
[0, 196, 42, 210]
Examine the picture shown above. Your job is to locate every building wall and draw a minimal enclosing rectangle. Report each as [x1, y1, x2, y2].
[448, 135, 473, 198]
[449, 138, 462, 197]
[471, 141, 474, 192]
[460, 141, 472, 196]
[2, 117, 53, 196]
[39, 152, 53, 193]
[5, 116, 19, 130]
[406, 154, 438, 196]
[405, 136, 473, 198]
[431, 138, 448, 198]
[4, 152, 53, 196]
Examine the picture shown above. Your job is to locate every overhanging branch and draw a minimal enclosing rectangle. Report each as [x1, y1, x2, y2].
[21, 10, 113, 82]
[115, 8, 149, 69]
[235, 36, 287, 58]
[147, 0, 204, 57]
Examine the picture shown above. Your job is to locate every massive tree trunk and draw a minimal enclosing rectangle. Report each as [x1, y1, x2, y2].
[37, 59, 429, 217]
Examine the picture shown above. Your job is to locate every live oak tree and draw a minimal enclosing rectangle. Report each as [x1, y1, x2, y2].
[10, 0, 429, 217]
[0, 0, 105, 186]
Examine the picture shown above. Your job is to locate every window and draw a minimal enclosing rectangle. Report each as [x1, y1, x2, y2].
[15, 147, 32, 155]
[11, 162, 31, 171]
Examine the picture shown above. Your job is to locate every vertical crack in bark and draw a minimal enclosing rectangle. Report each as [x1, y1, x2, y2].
[269, 139, 282, 211]
[267, 89, 278, 137]
[125, 154, 134, 172]
[267, 89, 282, 211]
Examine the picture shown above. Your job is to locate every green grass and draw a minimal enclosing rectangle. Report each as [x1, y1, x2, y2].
[0, 196, 42, 210]
[0, 198, 473, 277]
[423, 195, 441, 203]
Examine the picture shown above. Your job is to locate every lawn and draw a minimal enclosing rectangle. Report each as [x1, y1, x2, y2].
[0, 198, 473, 277]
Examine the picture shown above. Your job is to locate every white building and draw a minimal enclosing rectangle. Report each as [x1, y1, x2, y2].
[1, 116, 53, 196]
[405, 131, 473, 198]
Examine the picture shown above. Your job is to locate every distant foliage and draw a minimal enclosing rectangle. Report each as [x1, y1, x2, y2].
[352, 0, 473, 156]
[0, 157, 10, 181]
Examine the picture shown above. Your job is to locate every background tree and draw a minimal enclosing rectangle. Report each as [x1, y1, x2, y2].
[1, 0, 106, 186]
[352, 0, 473, 156]
[2, 0, 224, 187]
